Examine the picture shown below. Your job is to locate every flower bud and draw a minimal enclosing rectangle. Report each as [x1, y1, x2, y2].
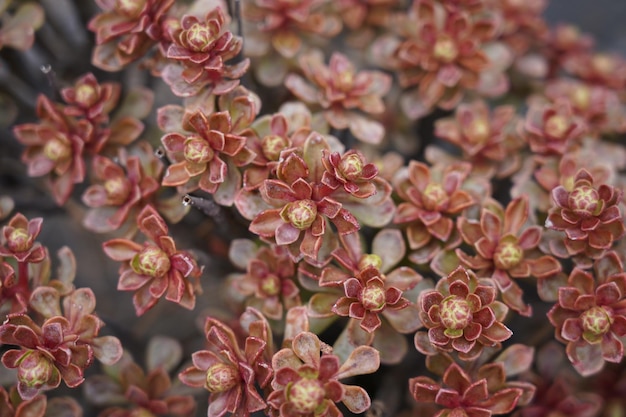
[439, 296, 472, 332]
[287, 378, 326, 414]
[259, 273, 281, 297]
[104, 177, 131, 204]
[17, 351, 55, 388]
[361, 284, 386, 311]
[422, 183, 448, 211]
[544, 115, 569, 139]
[116, 0, 146, 18]
[581, 306, 612, 340]
[132, 246, 171, 277]
[7, 228, 31, 253]
[284, 200, 317, 230]
[185, 22, 216, 52]
[261, 135, 289, 161]
[568, 183, 600, 218]
[433, 36, 458, 63]
[183, 136, 214, 164]
[206, 363, 239, 393]
[43, 135, 71, 162]
[358, 254, 382, 271]
[493, 240, 523, 270]
[338, 153, 364, 181]
[75, 83, 99, 108]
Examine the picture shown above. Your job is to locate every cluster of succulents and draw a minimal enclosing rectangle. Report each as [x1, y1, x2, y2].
[0, 0, 626, 416]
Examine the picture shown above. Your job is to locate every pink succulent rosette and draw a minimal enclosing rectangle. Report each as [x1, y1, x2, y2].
[457, 197, 562, 316]
[415, 266, 512, 361]
[249, 133, 362, 266]
[84, 336, 195, 417]
[434, 100, 525, 178]
[305, 229, 422, 365]
[0, 1, 44, 51]
[12, 96, 88, 205]
[547, 251, 626, 376]
[228, 239, 301, 320]
[242, 0, 342, 59]
[89, 0, 174, 70]
[267, 331, 379, 417]
[163, 7, 249, 97]
[286, 50, 391, 144]
[321, 149, 379, 199]
[335, 0, 399, 31]
[546, 168, 625, 261]
[82, 153, 160, 234]
[371, 0, 498, 119]
[0, 213, 45, 263]
[511, 342, 603, 417]
[244, 113, 298, 191]
[102, 205, 202, 315]
[544, 78, 626, 136]
[60, 72, 121, 123]
[394, 161, 475, 253]
[0, 288, 122, 400]
[178, 309, 273, 417]
[159, 87, 257, 205]
[410, 345, 536, 417]
[523, 98, 586, 156]
[331, 264, 411, 333]
[563, 51, 626, 92]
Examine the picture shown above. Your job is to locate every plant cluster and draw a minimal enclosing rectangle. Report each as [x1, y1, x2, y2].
[1, 0, 626, 416]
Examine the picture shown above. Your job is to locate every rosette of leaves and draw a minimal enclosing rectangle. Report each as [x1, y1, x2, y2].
[0, 243, 76, 322]
[178, 308, 273, 417]
[58, 74, 152, 156]
[393, 161, 475, 271]
[81, 141, 189, 235]
[248, 132, 361, 266]
[0, 386, 83, 417]
[517, 150, 615, 216]
[304, 229, 423, 364]
[370, 0, 498, 119]
[547, 251, 626, 376]
[158, 86, 258, 206]
[415, 266, 512, 361]
[0, 288, 123, 400]
[227, 239, 301, 321]
[285, 50, 391, 144]
[511, 342, 603, 417]
[84, 336, 195, 417]
[0, 213, 46, 317]
[545, 168, 625, 262]
[162, 7, 250, 97]
[0, 213, 45, 264]
[563, 51, 626, 92]
[82, 153, 159, 234]
[267, 331, 379, 417]
[60, 73, 121, 124]
[12, 96, 88, 205]
[242, 0, 342, 86]
[89, 0, 175, 71]
[434, 99, 525, 179]
[13, 74, 152, 205]
[102, 205, 203, 315]
[457, 197, 562, 316]
[410, 344, 536, 417]
[523, 98, 586, 156]
[544, 78, 626, 136]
